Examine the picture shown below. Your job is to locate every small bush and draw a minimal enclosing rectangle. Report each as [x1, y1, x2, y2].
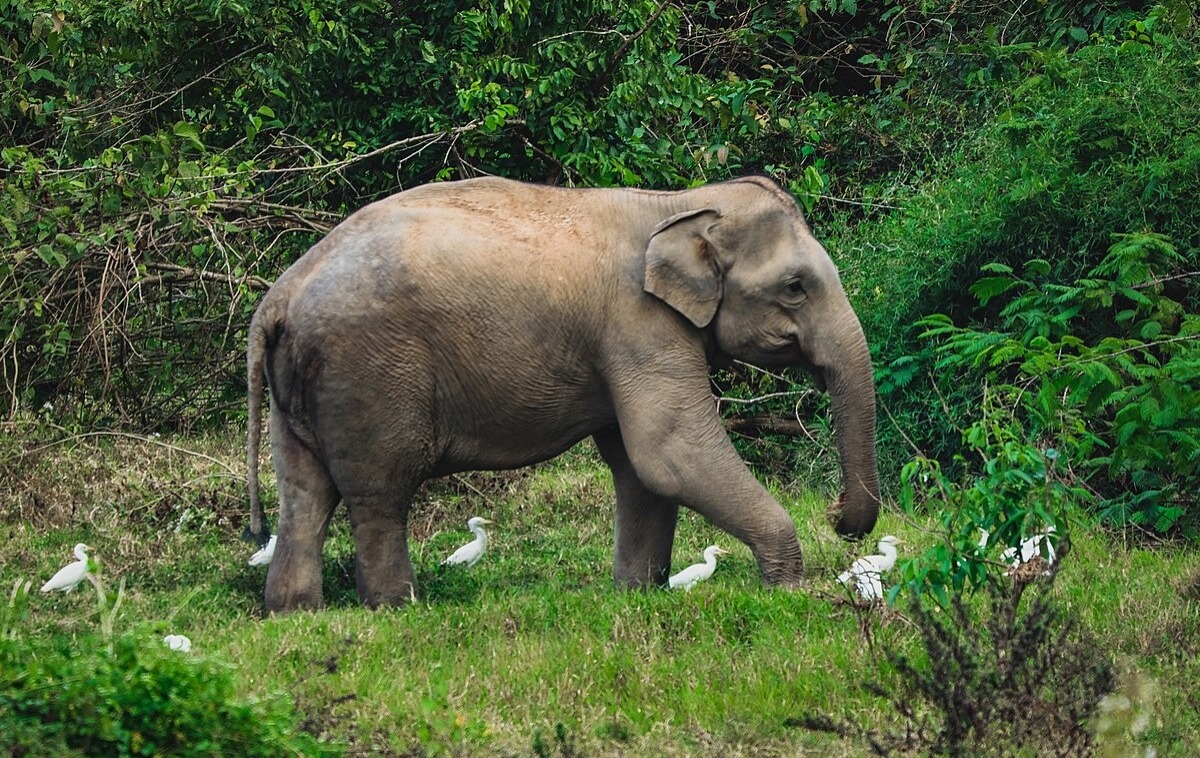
[796, 557, 1116, 756]
[895, 406, 1082, 605]
[0, 583, 338, 757]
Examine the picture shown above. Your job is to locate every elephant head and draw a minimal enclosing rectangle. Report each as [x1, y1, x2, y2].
[643, 177, 880, 537]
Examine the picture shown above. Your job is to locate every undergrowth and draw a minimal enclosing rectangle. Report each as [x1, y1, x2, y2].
[0, 577, 336, 757]
[915, 232, 1199, 536]
[797, 572, 1115, 757]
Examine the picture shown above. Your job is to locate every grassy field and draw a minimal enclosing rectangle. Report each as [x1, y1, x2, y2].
[3, 426, 1198, 756]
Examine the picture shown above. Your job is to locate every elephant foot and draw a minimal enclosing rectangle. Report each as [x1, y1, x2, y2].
[263, 544, 325, 613]
[766, 574, 806, 590]
[613, 569, 670, 590]
[750, 535, 805, 588]
[358, 578, 419, 609]
[264, 580, 324, 614]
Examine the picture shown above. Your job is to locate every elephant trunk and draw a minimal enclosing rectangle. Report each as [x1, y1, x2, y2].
[818, 314, 880, 538]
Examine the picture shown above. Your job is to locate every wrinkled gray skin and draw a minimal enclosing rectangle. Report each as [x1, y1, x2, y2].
[247, 176, 879, 612]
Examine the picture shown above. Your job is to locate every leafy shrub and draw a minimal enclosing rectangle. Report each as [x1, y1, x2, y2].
[848, 26, 1199, 483]
[916, 233, 1199, 535]
[797, 557, 1116, 756]
[847, 14, 1199, 343]
[895, 408, 1083, 605]
[0, 582, 337, 757]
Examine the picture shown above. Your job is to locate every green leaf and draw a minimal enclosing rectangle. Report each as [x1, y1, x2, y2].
[970, 276, 1019, 306]
[172, 122, 205, 151]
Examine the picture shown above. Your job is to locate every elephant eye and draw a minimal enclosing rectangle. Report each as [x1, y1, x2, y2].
[785, 279, 806, 297]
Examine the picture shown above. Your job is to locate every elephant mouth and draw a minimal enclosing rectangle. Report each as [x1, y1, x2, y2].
[809, 366, 828, 392]
[757, 336, 827, 392]
[790, 351, 827, 392]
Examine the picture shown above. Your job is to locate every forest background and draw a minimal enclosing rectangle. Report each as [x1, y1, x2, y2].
[2, 0, 1199, 755]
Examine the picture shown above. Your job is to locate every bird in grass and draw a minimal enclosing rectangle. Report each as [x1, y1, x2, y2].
[248, 535, 277, 566]
[1002, 526, 1057, 576]
[40, 543, 94, 593]
[978, 526, 1058, 576]
[669, 545, 730, 591]
[442, 517, 493, 568]
[163, 634, 192, 652]
[837, 535, 901, 601]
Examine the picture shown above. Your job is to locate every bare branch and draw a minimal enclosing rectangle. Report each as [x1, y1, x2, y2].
[725, 413, 815, 437]
[195, 121, 485, 181]
[139, 261, 272, 291]
[536, 29, 627, 46]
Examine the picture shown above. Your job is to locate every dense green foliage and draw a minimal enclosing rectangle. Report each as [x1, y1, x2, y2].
[1, 2, 1197, 526]
[1, 581, 336, 756]
[861, 33, 1200, 480]
[3, 0, 1187, 417]
[918, 234, 1199, 535]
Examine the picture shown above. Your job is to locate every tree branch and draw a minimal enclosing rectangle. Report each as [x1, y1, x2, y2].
[725, 413, 815, 437]
[140, 262, 272, 291]
[593, 2, 672, 94]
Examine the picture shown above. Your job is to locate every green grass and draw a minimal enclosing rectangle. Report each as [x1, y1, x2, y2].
[3, 428, 1197, 756]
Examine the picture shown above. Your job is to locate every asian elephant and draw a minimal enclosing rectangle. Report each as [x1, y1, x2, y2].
[246, 175, 880, 612]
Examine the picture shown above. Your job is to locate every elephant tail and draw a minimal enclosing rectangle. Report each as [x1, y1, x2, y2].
[245, 307, 273, 546]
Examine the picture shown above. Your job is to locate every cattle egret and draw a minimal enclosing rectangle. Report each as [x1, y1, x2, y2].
[248, 535, 277, 566]
[442, 516, 493, 568]
[1002, 526, 1057, 575]
[163, 634, 192, 652]
[40, 543, 93, 593]
[979, 526, 1057, 575]
[837, 535, 901, 601]
[669, 545, 730, 590]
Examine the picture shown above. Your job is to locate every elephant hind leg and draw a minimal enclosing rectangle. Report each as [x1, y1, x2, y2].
[594, 426, 679, 588]
[264, 404, 340, 613]
[343, 482, 420, 608]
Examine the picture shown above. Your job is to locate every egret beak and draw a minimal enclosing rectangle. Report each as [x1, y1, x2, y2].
[478, 518, 494, 526]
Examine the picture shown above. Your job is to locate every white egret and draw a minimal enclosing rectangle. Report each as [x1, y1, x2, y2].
[979, 526, 1057, 575]
[837, 535, 901, 601]
[40, 543, 94, 593]
[442, 517, 493, 568]
[248, 535, 277, 566]
[1002, 526, 1057, 575]
[668, 545, 730, 591]
[848, 570, 886, 602]
[163, 634, 192, 652]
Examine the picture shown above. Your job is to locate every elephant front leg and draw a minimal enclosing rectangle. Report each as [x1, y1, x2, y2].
[594, 427, 678, 587]
[344, 491, 418, 608]
[613, 378, 805, 588]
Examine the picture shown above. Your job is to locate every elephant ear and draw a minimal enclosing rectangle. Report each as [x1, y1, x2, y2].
[644, 208, 723, 328]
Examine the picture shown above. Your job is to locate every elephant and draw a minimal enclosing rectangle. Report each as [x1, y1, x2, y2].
[246, 175, 880, 612]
